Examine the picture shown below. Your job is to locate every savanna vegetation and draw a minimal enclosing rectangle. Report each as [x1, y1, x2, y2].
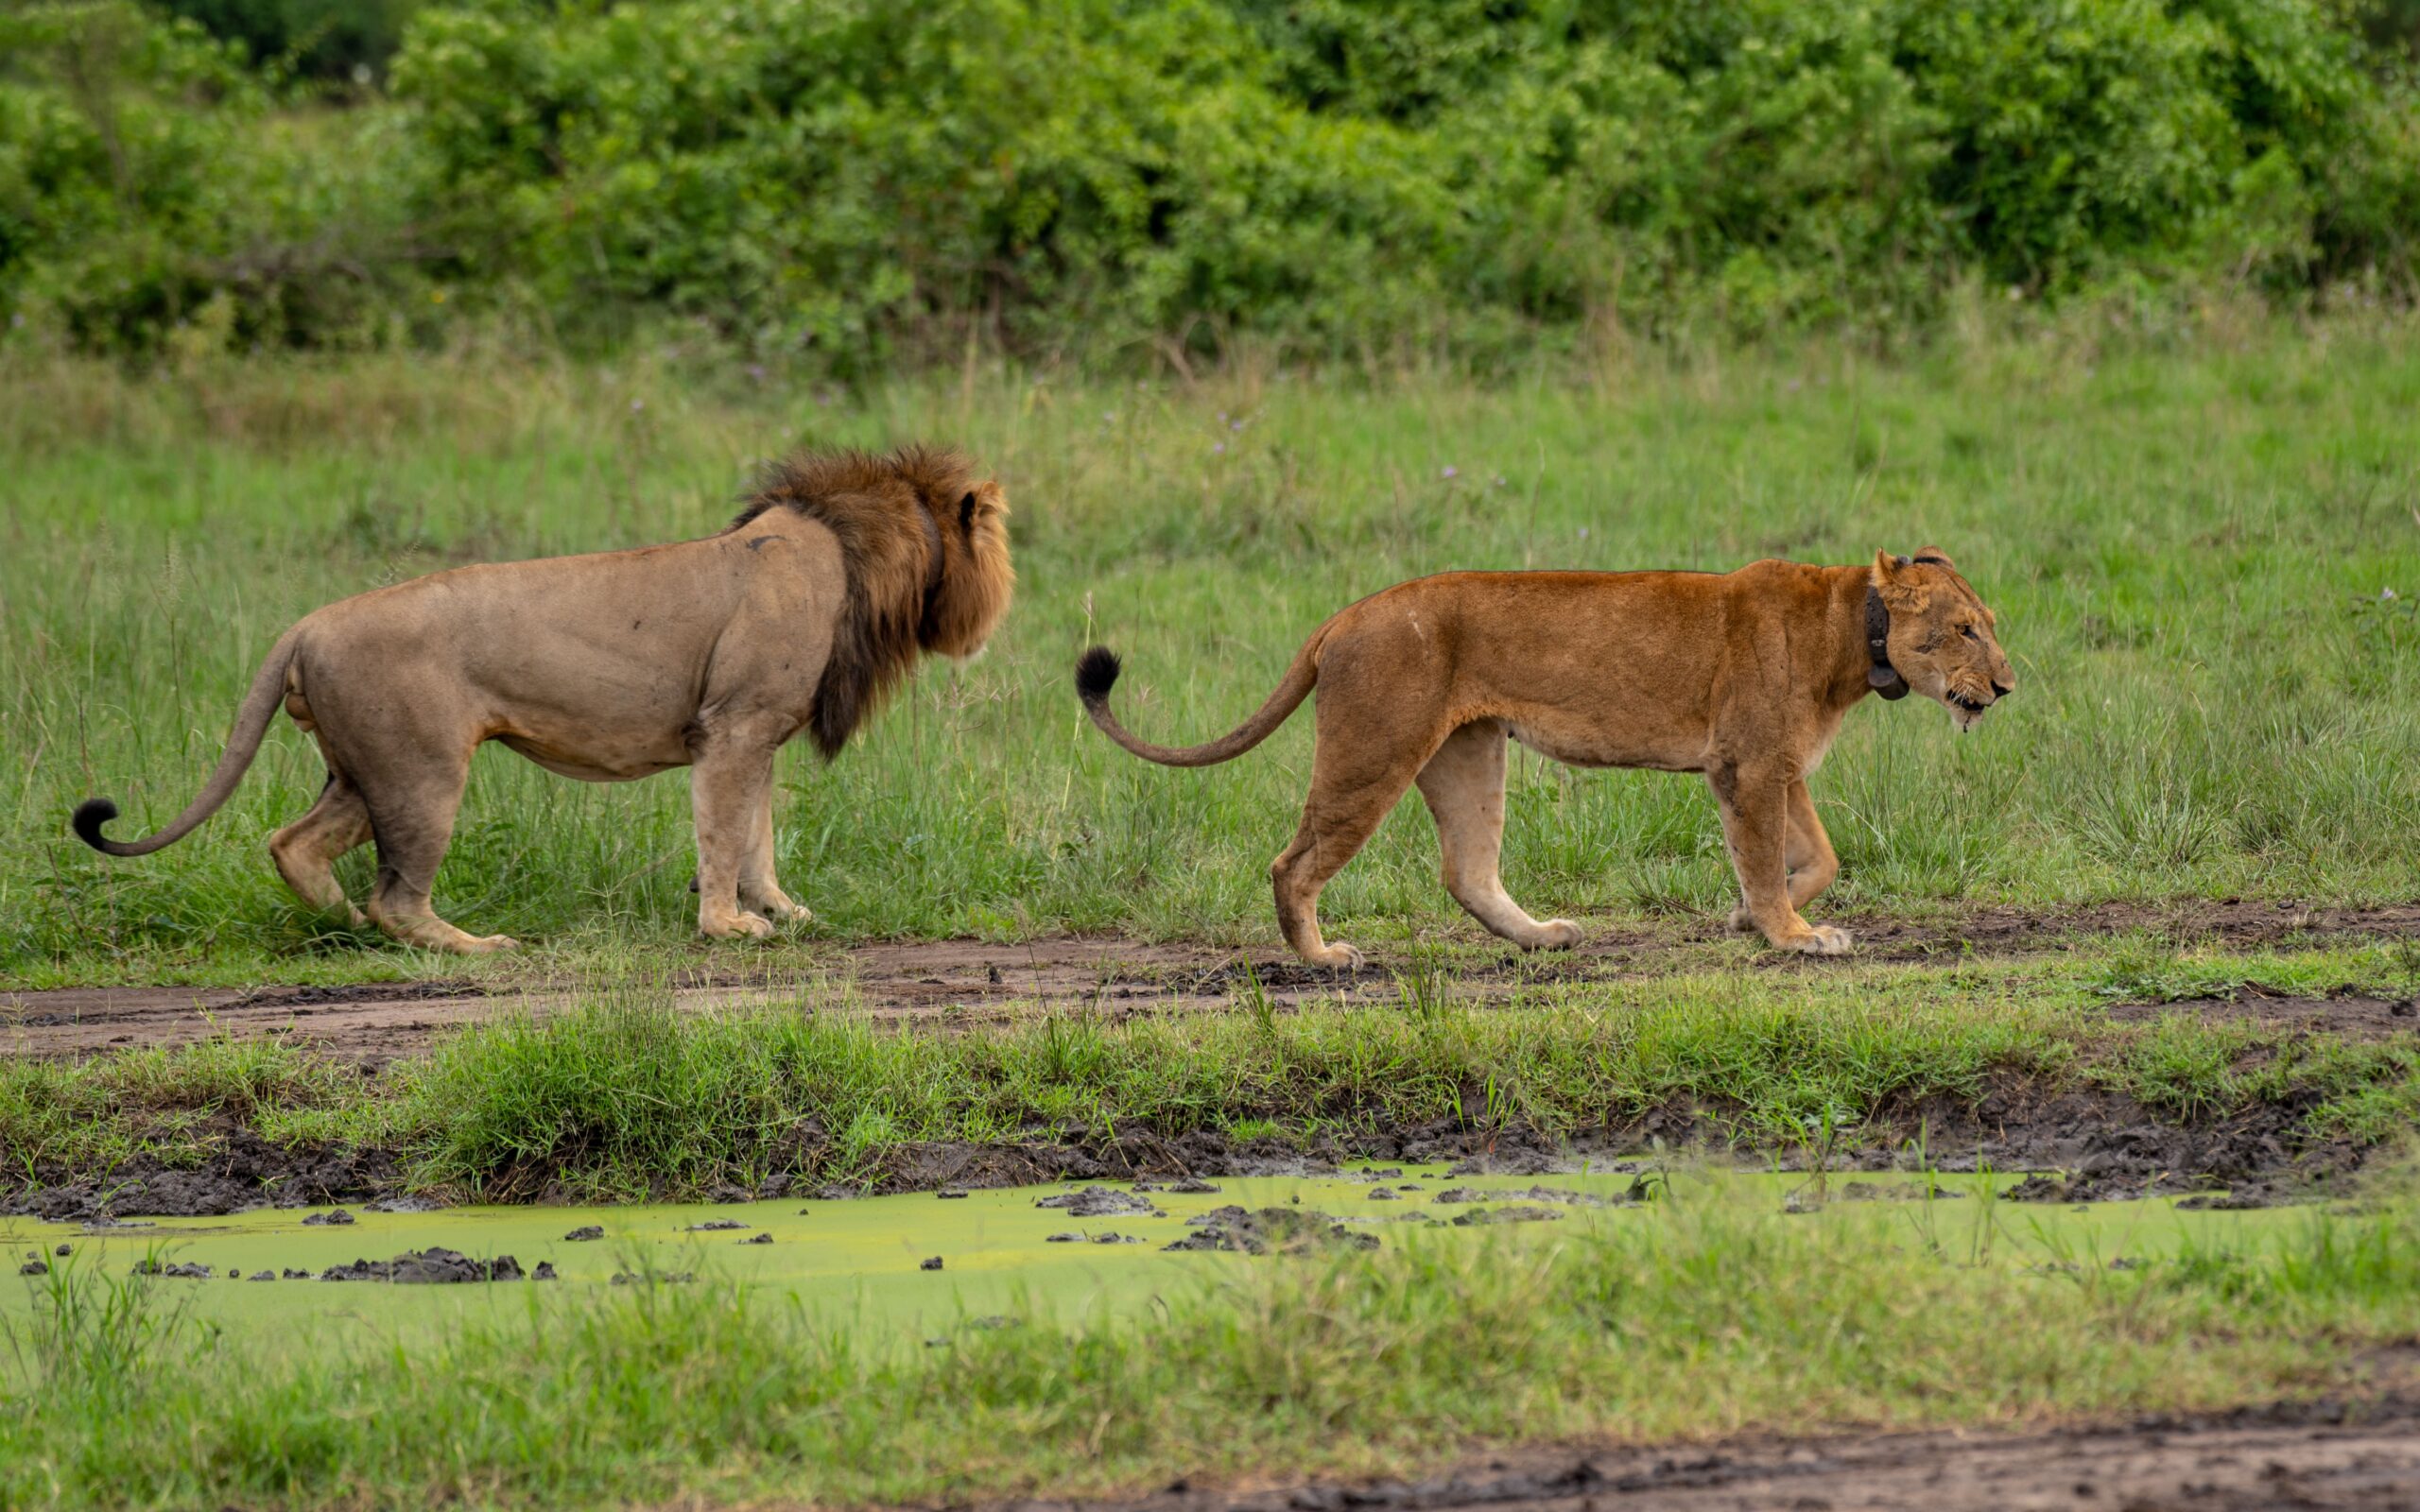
[5, 0, 2420, 364]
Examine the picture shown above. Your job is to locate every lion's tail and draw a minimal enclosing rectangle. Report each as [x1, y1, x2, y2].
[1073, 635, 1320, 768]
[74, 627, 302, 857]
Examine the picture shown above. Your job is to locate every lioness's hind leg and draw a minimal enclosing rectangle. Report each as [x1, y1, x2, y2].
[1271, 722, 1437, 971]
[1416, 721, 1578, 951]
[269, 771, 371, 926]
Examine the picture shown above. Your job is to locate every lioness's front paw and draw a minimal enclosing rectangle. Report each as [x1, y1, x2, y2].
[1531, 919, 1582, 951]
[1727, 904, 1757, 934]
[754, 896, 812, 923]
[1781, 924, 1854, 957]
[463, 933, 521, 954]
[1305, 942, 1366, 971]
[701, 912, 775, 940]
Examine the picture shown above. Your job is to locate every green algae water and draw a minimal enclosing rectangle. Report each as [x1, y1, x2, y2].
[0, 1165, 2318, 1354]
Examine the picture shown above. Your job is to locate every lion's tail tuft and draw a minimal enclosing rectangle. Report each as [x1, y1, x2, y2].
[1074, 645, 1122, 706]
[71, 798, 122, 852]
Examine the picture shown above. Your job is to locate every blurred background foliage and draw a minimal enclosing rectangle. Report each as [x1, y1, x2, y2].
[3, 0, 2417, 368]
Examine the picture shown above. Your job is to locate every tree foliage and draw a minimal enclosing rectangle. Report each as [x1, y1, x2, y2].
[4, 0, 2415, 360]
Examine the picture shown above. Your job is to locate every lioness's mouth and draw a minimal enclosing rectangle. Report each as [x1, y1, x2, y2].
[1946, 692, 1989, 713]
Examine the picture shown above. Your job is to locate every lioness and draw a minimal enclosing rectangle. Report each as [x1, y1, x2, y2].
[1077, 550, 2011, 966]
[75, 447, 1013, 952]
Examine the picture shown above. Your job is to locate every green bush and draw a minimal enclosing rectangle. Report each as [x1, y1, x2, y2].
[3, 0, 2415, 361]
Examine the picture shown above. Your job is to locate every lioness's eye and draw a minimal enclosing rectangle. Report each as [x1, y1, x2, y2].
[1961, 625, 1979, 641]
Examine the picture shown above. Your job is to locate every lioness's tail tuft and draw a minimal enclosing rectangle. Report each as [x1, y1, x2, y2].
[72, 799, 121, 852]
[1075, 645, 1122, 706]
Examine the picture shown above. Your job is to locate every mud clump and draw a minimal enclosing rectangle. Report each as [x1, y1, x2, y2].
[562, 1225, 604, 1242]
[365, 1195, 445, 1214]
[937, 1189, 971, 1199]
[683, 1218, 749, 1232]
[744, 1232, 773, 1245]
[1450, 1204, 1564, 1227]
[302, 1209, 355, 1227]
[1431, 1184, 1640, 1209]
[1133, 1177, 1223, 1194]
[319, 1248, 525, 1283]
[248, 1270, 275, 1281]
[612, 1270, 695, 1285]
[19, 1260, 46, 1276]
[130, 1260, 214, 1279]
[1164, 1206, 1378, 1255]
[1034, 1186, 1164, 1219]
[532, 1262, 557, 1280]
[920, 1256, 944, 1270]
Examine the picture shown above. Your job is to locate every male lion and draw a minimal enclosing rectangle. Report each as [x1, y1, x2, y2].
[75, 447, 1013, 952]
[1076, 549, 2011, 966]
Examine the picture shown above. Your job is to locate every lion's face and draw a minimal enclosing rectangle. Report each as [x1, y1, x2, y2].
[1875, 548, 2014, 733]
[927, 479, 1015, 659]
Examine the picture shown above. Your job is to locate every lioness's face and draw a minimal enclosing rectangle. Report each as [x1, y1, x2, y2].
[1875, 548, 2014, 733]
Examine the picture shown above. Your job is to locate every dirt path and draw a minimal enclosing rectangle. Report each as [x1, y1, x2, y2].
[1039, 1397, 2420, 1512]
[5, 899, 2414, 1063]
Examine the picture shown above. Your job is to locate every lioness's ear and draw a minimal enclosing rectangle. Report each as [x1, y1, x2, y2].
[1912, 545, 1955, 568]
[1873, 549, 1925, 606]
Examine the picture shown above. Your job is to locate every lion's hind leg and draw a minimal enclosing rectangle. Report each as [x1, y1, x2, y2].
[1415, 721, 1580, 952]
[354, 738, 518, 955]
[269, 769, 372, 926]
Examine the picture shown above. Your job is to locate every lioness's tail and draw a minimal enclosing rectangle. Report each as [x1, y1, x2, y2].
[73, 628, 302, 857]
[1074, 637, 1320, 767]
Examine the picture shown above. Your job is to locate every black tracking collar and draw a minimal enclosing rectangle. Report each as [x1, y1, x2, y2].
[1866, 586, 1909, 700]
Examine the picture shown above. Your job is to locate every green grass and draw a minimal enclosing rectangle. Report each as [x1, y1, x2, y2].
[5, 1165, 2417, 1509]
[8, 940, 2415, 1201]
[2, 320, 2416, 987]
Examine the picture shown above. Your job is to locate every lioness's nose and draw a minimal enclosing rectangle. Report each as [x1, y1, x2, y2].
[1991, 679, 2014, 698]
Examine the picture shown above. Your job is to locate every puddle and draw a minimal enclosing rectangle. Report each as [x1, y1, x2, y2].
[0, 1166, 2316, 1349]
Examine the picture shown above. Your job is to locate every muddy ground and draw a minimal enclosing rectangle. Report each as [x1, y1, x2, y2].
[4, 1065, 2363, 1221]
[5, 899, 2417, 1065]
[4, 899, 2411, 1220]
[1025, 1393, 2420, 1512]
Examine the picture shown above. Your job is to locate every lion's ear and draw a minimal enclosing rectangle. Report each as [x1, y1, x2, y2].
[1912, 545, 1955, 568]
[962, 481, 1007, 526]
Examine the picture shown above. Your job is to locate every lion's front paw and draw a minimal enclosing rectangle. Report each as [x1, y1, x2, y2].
[1305, 941, 1366, 971]
[701, 911, 776, 941]
[1781, 924, 1854, 957]
[754, 895, 813, 924]
[1530, 919, 1582, 951]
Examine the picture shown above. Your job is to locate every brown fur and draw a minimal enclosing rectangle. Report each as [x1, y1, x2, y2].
[1078, 549, 2013, 966]
[73, 446, 1014, 952]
